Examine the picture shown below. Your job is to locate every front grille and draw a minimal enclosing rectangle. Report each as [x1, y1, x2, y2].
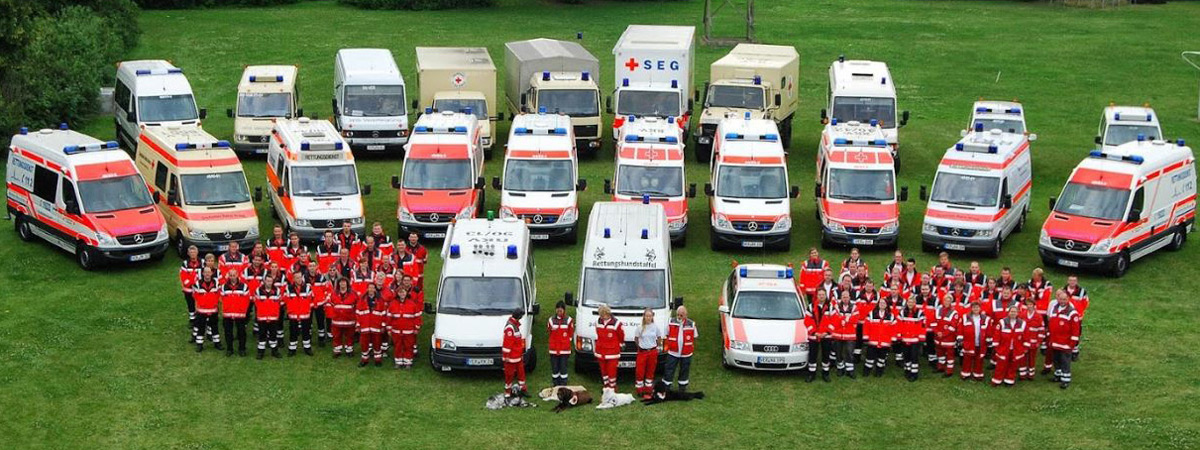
[621, 341, 640, 353]
[1051, 238, 1092, 252]
[732, 221, 774, 232]
[206, 231, 248, 241]
[344, 130, 404, 139]
[251, 135, 269, 144]
[936, 227, 977, 238]
[755, 362, 788, 369]
[455, 346, 501, 356]
[519, 214, 558, 225]
[414, 213, 451, 224]
[313, 219, 347, 229]
[752, 344, 790, 353]
[117, 232, 158, 245]
[847, 226, 882, 235]
[573, 125, 598, 138]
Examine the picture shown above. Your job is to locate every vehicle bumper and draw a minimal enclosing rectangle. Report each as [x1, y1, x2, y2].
[527, 222, 577, 241]
[668, 223, 688, 242]
[232, 138, 269, 155]
[921, 232, 996, 252]
[431, 347, 535, 371]
[823, 228, 899, 248]
[181, 236, 259, 255]
[575, 351, 641, 370]
[724, 348, 809, 371]
[291, 222, 365, 243]
[97, 240, 170, 262]
[347, 136, 407, 152]
[713, 229, 790, 248]
[1038, 245, 1117, 270]
[399, 220, 452, 239]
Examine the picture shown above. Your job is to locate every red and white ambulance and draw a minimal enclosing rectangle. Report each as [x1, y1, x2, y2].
[705, 117, 799, 251]
[604, 116, 695, 244]
[392, 111, 486, 239]
[7, 125, 168, 269]
[814, 119, 907, 249]
[1040, 138, 1195, 277]
[494, 110, 586, 243]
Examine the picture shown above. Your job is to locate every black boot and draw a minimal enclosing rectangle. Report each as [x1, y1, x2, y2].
[304, 347, 313, 356]
[271, 348, 281, 358]
[875, 367, 884, 378]
[256, 349, 265, 360]
[1060, 381, 1069, 390]
[288, 349, 296, 357]
[239, 348, 247, 357]
[359, 359, 368, 368]
[225, 346, 234, 357]
[847, 370, 856, 380]
[805, 371, 815, 383]
[821, 371, 831, 382]
[1041, 368, 1052, 375]
[214, 341, 224, 351]
[195, 343, 203, 353]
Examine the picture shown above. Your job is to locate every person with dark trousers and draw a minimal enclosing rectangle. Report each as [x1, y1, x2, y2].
[191, 266, 222, 353]
[220, 269, 251, 357]
[662, 306, 697, 392]
[254, 274, 283, 359]
[802, 292, 820, 382]
[813, 289, 836, 382]
[284, 272, 314, 356]
[546, 301, 574, 386]
[862, 299, 896, 378]
[179, 245, 204, 344]
[1047, 289, 1082, 389]
[502, 310, 528, 399]
[898, 297, 926, 382]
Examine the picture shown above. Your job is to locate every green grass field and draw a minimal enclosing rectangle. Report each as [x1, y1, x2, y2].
[4, 0, 1200, 448]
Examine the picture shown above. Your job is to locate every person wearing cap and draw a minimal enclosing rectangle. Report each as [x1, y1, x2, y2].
[502, 310, 528, 398]
[546, 301, 575, 386]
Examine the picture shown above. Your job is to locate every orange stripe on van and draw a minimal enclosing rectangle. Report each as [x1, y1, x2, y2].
[139, 134, 240, 168]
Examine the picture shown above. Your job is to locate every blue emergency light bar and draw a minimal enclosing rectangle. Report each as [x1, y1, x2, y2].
[642, 194, 650, 204]
[763, 133, 779, 141]
[870, 119, 878, 127]
[582, 71, 590, 81]
[300, 141, 310, 150]
[507, 245, 518, 259]
[1007, 107, 1021, 114]
[514, 127, 529, 134]
[335, 142, 344, 150]
[975, 122, 984, 132]
[136, 68, 183, 76]
[625, 135, 641, 143]
[739, 266, 748, 277]
[19, 127, 28, 135]
[449, 244, 461, 258]
[174, 141, 231, 150]
[874, 139, 888, 146]
[553, 127, 568, 135]
[59, 123, 69, 130]
[538, 106, 547, 114]
[542, 71, 551, 81]
[834, 138, 848, 145]
[63, 141, 122, 155]
[1137, 133, 1146, 142]
[249, 75, 283, 82]
[671, 80, 678, 89]
[1178, 139, 1187, 147]
[976, 107, 990, 113]
[453, 126, 468, 133]
[786, 267, 795, 278]
[753, 75, 762, 85]
[988, 145, 998, 153]
[603, 227, 611, 238]
[667, 117, 675, 124]
[641, 228, 649, 239]
[424, 107, 433, 114]
[622, 78, 629, 87]
[725, 133, 743, 140]
[463, 107, 473, 115]
[955, 143, 965, 151]
[881, 77, 887, 85]
[1089, 149, 1145, 164]
[663, 136, 678, 143]
[831, 118, 839, 126]
[135, 69, 151, 75]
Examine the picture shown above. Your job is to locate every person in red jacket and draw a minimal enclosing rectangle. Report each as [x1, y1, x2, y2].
[356, 283, 388, 367]
[547, 301, 575, 386]
[316, 230, 341, 274]
[991, 305, 1031, 387]
[827, 291, 858, 379]
[284, 272, 314, 356]
[328, 278, 358, 358]
[897, 297, 926, 381]
[265, 225, 287, 264]
[1019, 296, 1045, 381]
[220, 269, 251, 357]
[862, 299, 896, 378]
[307, 261, 330, 347]
[802, 296, 821, 383]
[662, 306, 697, 391]
[956, 302, 991, 381]
[389, 286, 421, 369]
[1063, 275, 1089, 361]
[254, 274, 283, 359]
[594, 304, 624, 394]
[1046, 290, 1082, 389]
[191, 266, 222, 353]
[811, 289, 835, 382]
[350, 254, 374, 295]
[502, 310, 528, 398]
[798, 248, 829, 299]
[406, 231, 428, 267]
[336, 222, 361, 259]
[933, 293, 960, 377]
[179, 245, 204, 344]
[368, 222, 393, 260]
[964, 261, 987, 290]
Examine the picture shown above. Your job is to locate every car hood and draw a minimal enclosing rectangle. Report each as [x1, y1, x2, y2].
[1041, 212, 1122, 244]
[234, 118, 276, 137]
[90, 206, 163, 236]
[400, 189, 474, 214]
[726, 316, 807, 345]
[434, 314, 528, 347]
[502, 191, 576, 212]
[714, 197, 789, 220]
[823, 200, 898, 225]
[339, 115, 408, 131]
[291, 195, 363, 220]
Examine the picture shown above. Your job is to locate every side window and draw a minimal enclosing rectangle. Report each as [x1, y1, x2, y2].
[724, 271, 736, 306]
[33, 166, 58, 202]
[154, 162, 168, 191]
[275, 157, 285, 182]
[115, 81, 132, 112]
[1131, 187, 1145, 218]
[61, 179, 78, 207]
[168, 175, 180, 204]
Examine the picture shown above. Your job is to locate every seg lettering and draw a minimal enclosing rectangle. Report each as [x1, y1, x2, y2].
[641, 60, 681, 71]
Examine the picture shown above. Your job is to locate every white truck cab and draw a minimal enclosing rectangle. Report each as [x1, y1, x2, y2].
[227, 65, 301, 154]
[705, 117, 799, 251]
[333, 49, 409, 154]
[1096, 105, 1162, 151]
[815, 120, 907, 249]
[609, 25, 696, 139]
[113, 60, 206, 151]
[495, 111, 586, 243]
[718, 264, 810, 371]
[266, 118, 368, 242]
[565, 202, 680, 372]
[820, 57, 909, 171]
[968, 100, 1033, 138]
[428, 217, 539, 371]
[605, 116, 696, 244]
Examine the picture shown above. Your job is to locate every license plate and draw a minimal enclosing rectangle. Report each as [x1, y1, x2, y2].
[216, 244, 230, 252]
[530, 234, 549, 241]
[617, 361, 636, 369]
[466, 358, 494, 366]
[424, 232, 445, 239]
[254, 147, 268, 154]
[129, 253, 150, 262]
[852, 239, 874, 245]
[1058, 259, 1080, 268]
[944, 243, 966, 251]
[741, 241, 764, 248]
[757, 356, 785, 364]
[366, 145, 385, 151]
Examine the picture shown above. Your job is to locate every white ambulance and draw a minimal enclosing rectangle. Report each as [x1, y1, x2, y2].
[820, 57, 909, 171]
[718, 264, 809, 371]
[566, 202, 680, 372]
[967, 100, 1033, 137]
[920, 128, 1033, 257]
[332, 49, 410, 154]
[392, 111, 486, 239]
[227, 65, 301, 154]
[604, 116, 696, 244]
[266, 118, 368, 242]
[428, 216, 539, 372]
[705, 117, 798, 251]
[494, 111, 586, 243]
[814, 119, 906, 249]
[113, 60, 206, 151]
[609, 25, 696, 138]
[1040, 139, 1195, 277]
[7, 126, 168, 269]
[1096, 105, 1162, 151]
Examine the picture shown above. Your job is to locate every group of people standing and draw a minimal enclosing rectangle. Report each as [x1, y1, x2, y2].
[798, 248, 1086, 389]
[178, 222, 429, 368]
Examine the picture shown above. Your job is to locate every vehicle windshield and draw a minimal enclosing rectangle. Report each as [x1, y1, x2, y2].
[504, 159, 574, 192]
[733, 290, 804, 320]
[181, 171, 251, 206]
[402, 159, 472, 190]
[434, 99, 488, 120]
[716, 165, 787, 199]
[930, 172, 1000, 207]
[537, 89, 599, 117]
[342, 85, 405, 117]
[438, 277, 524, 315]
[137, 94, 198, 123]
[828, 168, 895, 201]
[291, 165, 358, 197]
[237, 92, 292, 118]
[616, 90, 681, 117]
[832, 96, 896, 128]
[581, 268, 666, 309]
[972, 118, 1024, 134]
[1105, 124, 1160, 146]
[616, 164, 683, 197]
[1054, 182, 1131, 221]
[707, 85, 764, 109]
[77, 175, 153, 213]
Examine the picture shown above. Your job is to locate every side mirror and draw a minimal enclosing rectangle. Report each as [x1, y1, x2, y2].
[362, 184, 372, 196]
[576, 179, 587, 192]
[790, 186, 800, 199]
[693, 89, 700, 102]
[814, 184, 823, 198]
[774, 93, 782, 107]
[563, 291, 575, 306]
[919, 185, 928, 201]
[1001, 194, 1013, 209]
[605, 97, 612, 114]
[899, 110, 910, 127]
[530, 304, 541, 315]
[331, 98, 339, 115]
[899, 186, 909, 202]
[226, 108, 234, 118]
[492, 176, 502, 190]
[276, 185, 286, 198]
[475, 177, 485, 190]
[960, 129, 969, 138]
[411, 99, 419, 111]
[687, 98, 694, 113]
[167, 190, 180, 206]
[64, 199, 80, 215]
[496, 112, 505, 121]
[819, 108, 828, 120]
[253, 187, 263, 202]
[391, 175, 401, 189]
[1048, 197, 1057, 211]
[296, 108, 304, 118]
[423, 302, 435, 314]
[1028, 133, 1037, 142]
[687, 183, 697, 198]
[704, 183, 714, 197]
[1094, 136, 1103, 145]
[1127, 208, 1141, 223]
[718, 305, 730, 314]
[126, 111, 136, 122]
[671, 297, 684, 309]
[519, 93, 527, 108]
[603, 179, 612, 195]
[198, 108, 207, 120]
[152, 191, 162, 204]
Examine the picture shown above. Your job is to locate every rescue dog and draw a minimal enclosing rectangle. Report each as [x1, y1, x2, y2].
[538, 385, 587, 402]
[485, 393, 537, 410]
[595, 389, 636, 409]
[642, 381, 706, 405]
[552, 386, 593, 413]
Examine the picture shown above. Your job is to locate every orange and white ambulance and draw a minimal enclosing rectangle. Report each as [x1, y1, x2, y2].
[705, 117, 799, 251]
[8, 125, 168, 269]
[266, 118, 368, 242]
[494, 110, 586, 243]
[603, 116, 696, 244]
[392, 111, 486, 239]
[814, 119, 907, 249]
[1040, 138, 1195, 277]
[134, 126, 260, 257]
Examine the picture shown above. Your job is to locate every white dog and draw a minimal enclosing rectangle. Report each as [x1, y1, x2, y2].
[595, 389, 635, 410]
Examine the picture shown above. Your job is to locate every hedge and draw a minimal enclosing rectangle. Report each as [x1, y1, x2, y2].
[135, 0, 298, 9]
[337, 0, 494, 11]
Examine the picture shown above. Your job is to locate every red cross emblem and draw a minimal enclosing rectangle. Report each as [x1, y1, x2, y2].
[624, 58, 639, 71]
[854, 151, 869, 163]
[451, 72, 466, 87]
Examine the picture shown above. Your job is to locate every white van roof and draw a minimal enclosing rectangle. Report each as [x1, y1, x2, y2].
[582, 202, 669, 270]
[1105, 105, 1159, 126]
[619, 117, 683, 144]
[274, 118, 350, 160]
[337, 49, 404, 85]
[508, 113, 574, 155]
[238, 65, 298, 93]
[415, 47, 494, 71]
[442, 217, 530, 278]
[1079, 139, 1193, 185]
[943, 129, 1027, 166]
[117, 60, 193, 96]
[830, 59, 895, 98]
[717, 118, 785, 163]
[10, 127, 127, 175]
[614, 25, 695, 52]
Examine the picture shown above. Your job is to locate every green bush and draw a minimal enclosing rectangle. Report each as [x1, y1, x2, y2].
[337, 0, 494, 11]
[135, 0, 299, 9]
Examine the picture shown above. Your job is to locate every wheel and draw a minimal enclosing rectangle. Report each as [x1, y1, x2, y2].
[1014, 209, 1028, 233]
[986, 239, 1002, 258]
[1168, 226, 1187, 251]
[15, 215, 34, 242]
[674, 233, 687, 248]
[476, 189, 486, 216]
[1108, 251, 1130, 278]
[76, 242, 98, 271]
[721, 353, 731, 369]
[1040, 255, 1055, 267]
[524, 348, 538, 373]
[269, 199, 279, 220]
[820, 231, 833, 249]
[709, 227, 722, 251]
[574, 357, 588, 374]
[894, 156, 902, 176]
[921, 241, 938, 253]
[175, 232, 188, 258]
[780, 117, 794, 149]
[562, 226, 579, 245]
[484, 148, 494, 160]
[695, 143, 710, 163]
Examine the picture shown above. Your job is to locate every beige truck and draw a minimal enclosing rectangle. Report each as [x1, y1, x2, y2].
[226, 65, 300, 154]
[696, 44, 799, 162]
[414, 47, 501, 158]
[504, 38, 602, 157]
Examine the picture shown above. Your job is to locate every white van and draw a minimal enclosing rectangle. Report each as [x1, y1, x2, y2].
[566, 201, 680, 372]
[921, 128, 1033, 257]
[266, 118, 368, 242]
[495, 111, 586, 243]
[113, 60, 206, 150]
[1096, 105, 1162, 152]
[428, 217, 539, 372]
[333, 49, 409, 154]
[227, 65, 301, 154]
[820, 57, 909, 171]
[705, 117, 799, 251]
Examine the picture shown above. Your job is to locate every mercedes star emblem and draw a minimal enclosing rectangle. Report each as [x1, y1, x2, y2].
[951, 228, 961, 237]
[224, 231, 233, 239]
[747, 221, 759, 232]
[429, 213, 440, 223]
[859, 225, 868, 234]
[532, 214, 544, 224]
[1065, 240, 1076, 250]
[371, 131, 380, 138]
[133, 234, 144, 244]
[326, 220, 336, 228]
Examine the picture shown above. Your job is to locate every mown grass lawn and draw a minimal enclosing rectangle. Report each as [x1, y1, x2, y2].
[3, 0, 1200, 448]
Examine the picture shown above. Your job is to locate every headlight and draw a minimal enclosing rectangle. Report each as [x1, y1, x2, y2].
[294, 219, 311, 228]
[456, 205, 476, 220]
[976, 229, 994, 238]
[246, 224, 259, 238]
[823, 217, 845, 233]
[187, 228, 207, 240]
[399, 206, 416, 222]
[1039, 229, 1052, 245]
[577, 337, 593, 352]
[158, 223, 169, 240]
[1093, 239, 1113, 252]
[790, 343, 808, 352]
[923, 223, 937, 233]
[350, 217, 365, 225]
[435, 338, 456, 351]
[499, 206, 516, 219]
[775, 215, 792, 231]
[559, 207, 578, 223]
[730, 340, 749, 350]
[668, 216, 687, 231]
[95, 231, 118, 246]
[715, 213, 733, 230]
[880, 222, 899, 234]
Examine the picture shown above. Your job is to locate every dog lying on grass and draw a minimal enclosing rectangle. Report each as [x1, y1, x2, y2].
[552, 386, 594, 413]
[642, 381, 705, 405]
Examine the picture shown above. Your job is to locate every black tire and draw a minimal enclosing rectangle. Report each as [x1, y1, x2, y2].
[1040, 255, 1055, 267]
[986, 239, 1002, 258]
[894, 156, 902, 176]
[675, 233, 687, 248]
[15, 215, 34, 242]
[1015, 209, 1028, 233]
[695, 143, 710, 163]
[175, 232, 188, 259]
[562, 226, 579, 245]
[820, 231, 833, 249]
[574, 357, 588, 374]
[1109, 252, 1130, 278]
[476, 189, 486, 216]
[1168, 226, 1187, 251]
[485, 148, 494, 160]
[921, 241, 937, 253]
[780, 117, 794, 149]
[76, 242, 98, 271]
[524, 348, 538, 373]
